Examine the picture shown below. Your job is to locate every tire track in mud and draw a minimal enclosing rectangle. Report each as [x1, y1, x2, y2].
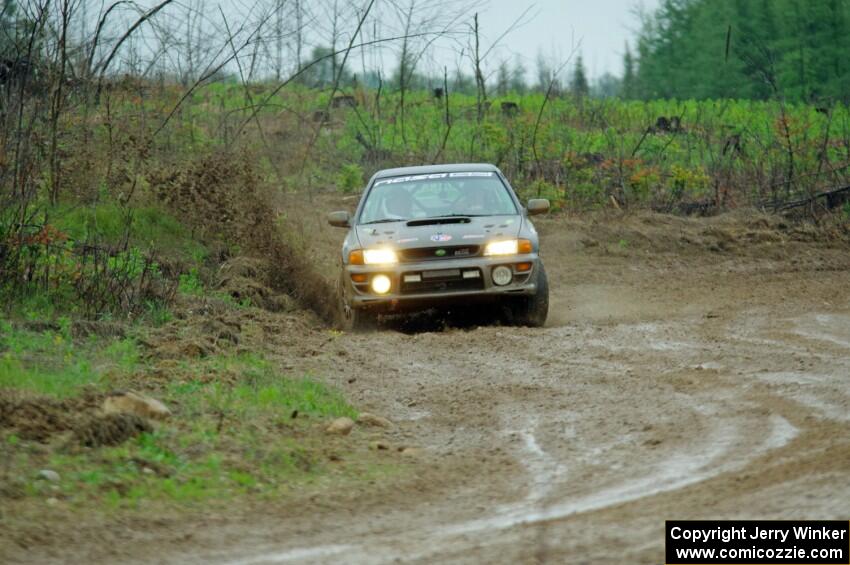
[221, 302, 849, 565]
[224, 404, 799, 564]
[191, 203, 850, 564]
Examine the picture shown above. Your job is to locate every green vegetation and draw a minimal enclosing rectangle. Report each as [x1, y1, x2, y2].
[2, 0, 848, 530]
[11, 426, 391, 509]
[631, 0, 850, 102]
[177, 268, 205, 296]
[0, 322, 379, 510]
[337, 163, 365, 193]
[318, 89, 848, 212]
[4, 46, 848, 326]
[0, 200, 208, 321]
[0, 320, 139, 397]
[164, 353, 357, 422]
[51, 203, 206, 260]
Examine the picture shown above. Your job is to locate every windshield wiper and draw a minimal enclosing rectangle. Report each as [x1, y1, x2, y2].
[361, 218, 406, 225]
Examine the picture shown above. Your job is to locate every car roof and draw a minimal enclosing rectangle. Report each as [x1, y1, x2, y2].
[372, 163, 500, 179]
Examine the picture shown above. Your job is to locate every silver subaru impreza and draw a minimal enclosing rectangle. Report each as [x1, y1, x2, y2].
[328, 163, 550, 330]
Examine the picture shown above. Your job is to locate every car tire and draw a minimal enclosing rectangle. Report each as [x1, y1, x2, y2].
[347, 307, 378, 331]
[338, 273, 378, 331]
[510, 261, 549, 327]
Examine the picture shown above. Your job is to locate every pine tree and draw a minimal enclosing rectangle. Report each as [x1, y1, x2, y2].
[622, 42, 636, 98]
[510, 55, 527, 94]
[570, 54, 589, 97]
[630, 0, 850, 102]
[535, 50, 550, 93]
[592, 73, 622, 98]
[303, 46, 351, 88]
[1, 0, 18, 57]
[496, 60, 510, 96]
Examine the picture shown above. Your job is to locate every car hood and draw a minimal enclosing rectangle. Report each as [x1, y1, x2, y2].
[355, 216, 522, 249]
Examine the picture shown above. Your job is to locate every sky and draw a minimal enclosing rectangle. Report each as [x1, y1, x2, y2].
[96, 0, 662, 82]
[467, 0, 659, 80]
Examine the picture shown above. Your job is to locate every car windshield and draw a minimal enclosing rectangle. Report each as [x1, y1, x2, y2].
[358, 172, 518, 224]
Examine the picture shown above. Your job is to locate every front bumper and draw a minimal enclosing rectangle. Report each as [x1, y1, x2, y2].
[344, 255, 540, 312]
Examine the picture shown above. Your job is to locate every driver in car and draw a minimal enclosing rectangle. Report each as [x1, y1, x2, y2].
[384, 189, 414, 220]
[454, 184, 491, 215]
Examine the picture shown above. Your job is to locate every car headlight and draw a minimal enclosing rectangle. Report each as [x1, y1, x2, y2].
[363, 248, 398, 265]
[484, 239, 533, 256]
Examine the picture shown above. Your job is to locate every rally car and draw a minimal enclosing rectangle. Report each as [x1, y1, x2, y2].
[328, 163, 550, 330]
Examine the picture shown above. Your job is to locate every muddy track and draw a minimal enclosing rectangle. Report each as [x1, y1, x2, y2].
[170, 210, 850, 565]
[14, 208, 850, 564]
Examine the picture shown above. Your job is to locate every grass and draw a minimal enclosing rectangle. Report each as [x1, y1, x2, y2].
[0, 321, 385, 513]
[1, 198, 213, 326]
[51, 202, 208, 261]
[177, 267, 205, 295]
[8, 425, 396, 511]
[0, 320, 140, 397]
[163, 353, 358, 425]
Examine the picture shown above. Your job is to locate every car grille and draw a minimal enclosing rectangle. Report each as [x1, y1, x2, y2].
[399, 245, 481, 262]
[400, 268, 484, 294]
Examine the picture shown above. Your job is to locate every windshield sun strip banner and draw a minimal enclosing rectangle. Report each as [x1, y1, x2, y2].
[373, 172, 495, 186]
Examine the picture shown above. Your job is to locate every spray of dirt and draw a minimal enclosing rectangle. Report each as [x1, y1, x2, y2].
[148, 150, 340, 323]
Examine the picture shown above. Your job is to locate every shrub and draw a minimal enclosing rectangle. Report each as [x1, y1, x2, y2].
[337, 163, 364, 193]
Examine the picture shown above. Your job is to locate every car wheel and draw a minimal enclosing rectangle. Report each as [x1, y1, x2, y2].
[338, 274, 378, 331]
[349, 307, 378, 331]
[510, 261, 549, 327]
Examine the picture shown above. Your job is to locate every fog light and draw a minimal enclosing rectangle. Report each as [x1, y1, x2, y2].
[371, 274, 392, 294]
[492, 266, 513, 286]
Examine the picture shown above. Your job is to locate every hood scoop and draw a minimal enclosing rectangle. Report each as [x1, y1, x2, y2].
[406, 217, 471, 227]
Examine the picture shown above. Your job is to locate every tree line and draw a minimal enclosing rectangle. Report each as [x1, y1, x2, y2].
[627, 0, 850, 103]
[5, 0, 848, 108]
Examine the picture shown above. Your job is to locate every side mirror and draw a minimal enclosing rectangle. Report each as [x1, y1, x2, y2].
[328, 211, 351, 228]
[527, 199, 550, 216]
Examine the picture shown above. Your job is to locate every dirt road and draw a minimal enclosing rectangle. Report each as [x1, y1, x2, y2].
[158, 212, 847, 564]
[12, 210, 847, 564]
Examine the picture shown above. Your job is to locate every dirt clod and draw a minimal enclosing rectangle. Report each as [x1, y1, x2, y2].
[357, 413, 393, 428]
[0, 392, 99, 442]
[73, 413, 153, 447]
[325, 417, 355, 436]
[102, 391, 171, 421]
